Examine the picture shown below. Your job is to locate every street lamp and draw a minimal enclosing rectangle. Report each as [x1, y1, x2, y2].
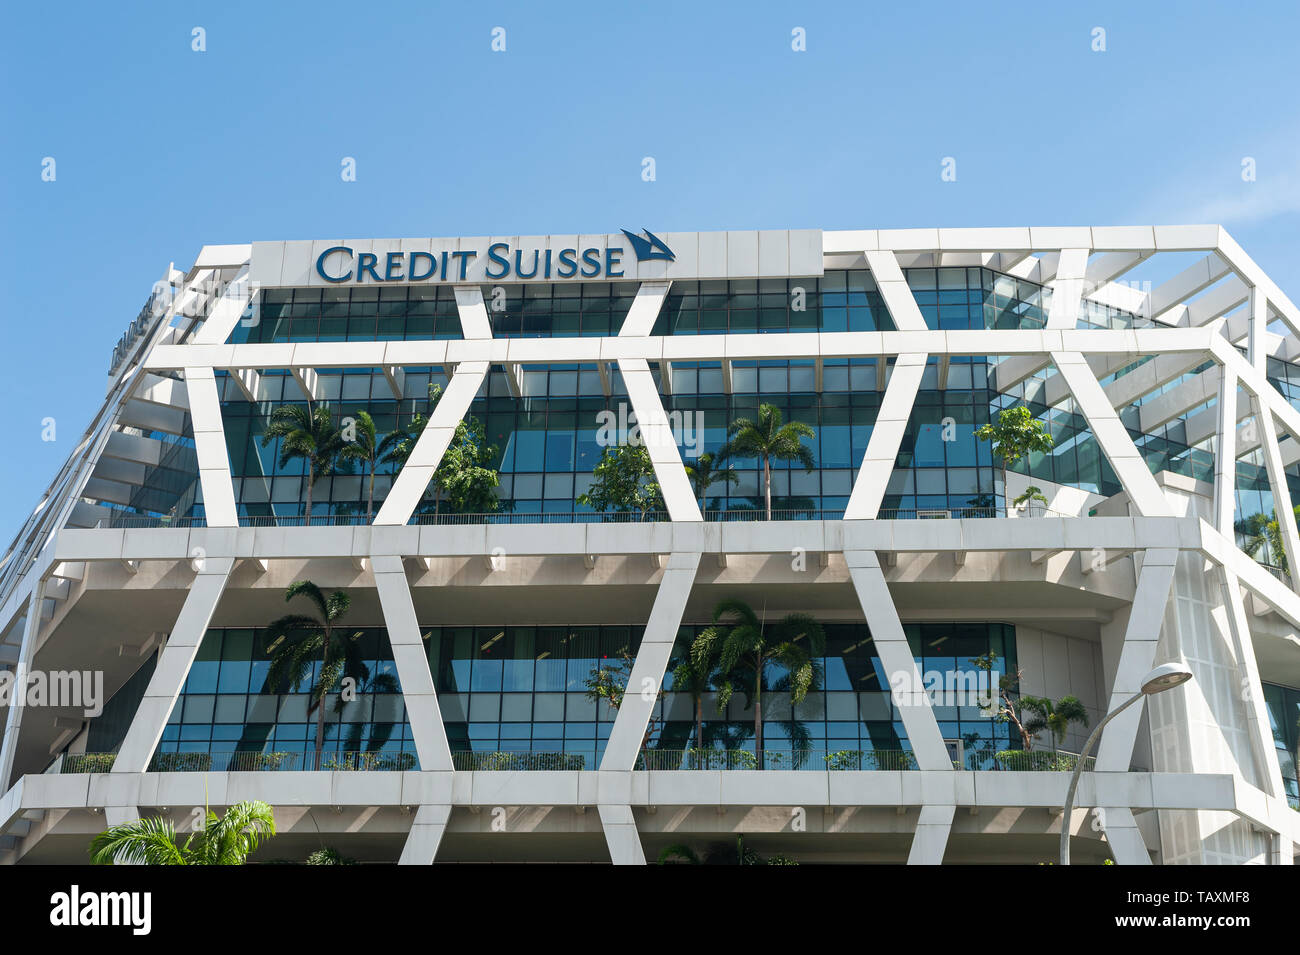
[1059, 661, 1193, 865]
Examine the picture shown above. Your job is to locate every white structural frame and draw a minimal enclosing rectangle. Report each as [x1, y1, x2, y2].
[1, 226, 1298, 865]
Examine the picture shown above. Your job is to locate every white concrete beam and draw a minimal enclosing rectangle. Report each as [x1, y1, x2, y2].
[617, 282, 672, 337]
[398, 804, 451, 865]
[617, 359, 701, 521]
[845, 551, 951, 771]
[598, 804, 645, 865]
[373, 555, 453, 771]
[844, 353, 926, 519]
[1044, 248, 1090, 330]
[864, 251, 928, 331]
[373, 361, 489, 526]
[907, 804, 954, 865]
[1095, 549, 1179, 772]
[599, 553, 699, 770]
[185, 367, 238, 528]
[1051, 353, 1172, 517]
[111, 558, 234, 773]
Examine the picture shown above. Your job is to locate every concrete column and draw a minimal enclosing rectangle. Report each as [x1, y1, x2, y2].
[1051, 352, 1172, 517]
[907, 804, 954, 864]
[1100, 806, 1151, 865]
[844, 353, 926, 519]
[186, 367, 238, 527]
[398, 804, 452, 864]
[617, 359, 702, 521]
[844, 551, 951, 771]
[1253, 400, 1300, 583]
[112, 558, 234, 773]
[1044, 248, 1090, 329]
[372, 556, 453, 771]
[598, 804, 645, 865]
[616, 282, 672, 337]
[1219, 567, 1287, 798]
[373, 361, 489, 525]
[864, 251, 929, 330]
[1213, 369, 1238, 535]
[1095, 548, 1177, 772]
[599, 553, 700, 770]
[0, 582, 45, 789]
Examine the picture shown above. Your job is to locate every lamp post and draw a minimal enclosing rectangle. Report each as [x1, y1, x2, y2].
[1059, 661, 1193, 865]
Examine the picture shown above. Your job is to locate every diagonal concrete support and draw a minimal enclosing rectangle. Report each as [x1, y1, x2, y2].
[0, 584, 45, 790]
[598, 804, 645, 864]
[186, 367, 238, 527]
[1044, 248, 1090, 329]
[907, 804, 954, 864]
[1253, 399, 1300, 584]
[600, 553, 700, 770]
[864, 251, 928, 330]
[616, 282, 672, 337]
[1213, 368, 1239, 535]
[1052, 352, 1172, 517]
[617, 359, 701, 521]
[1219, 567, 1287, 798]
[398, 804, 452, 864]
[1100, 806, 1151, 865]
[1095, 549, 1178, 772]
[373, 555, 454, 771]
[845, 550, 950, 770]
[373, 361, 489, 525]
[844, 353, 927, 519]
[112, 558, 235, 773]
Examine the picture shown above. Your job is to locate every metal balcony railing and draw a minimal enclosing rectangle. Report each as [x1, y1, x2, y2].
[451, 751, 587, 771]
[47, 747, 1110, 774]
[990, 750, 1096, 772]
[75, 502, 1096, 529]
[52, 751, 419, 773]
[1259, 563, 1294, 589]
[638, 749, 918, 771]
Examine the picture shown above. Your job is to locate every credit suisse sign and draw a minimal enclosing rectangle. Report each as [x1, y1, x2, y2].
[248, 230, 823, 287]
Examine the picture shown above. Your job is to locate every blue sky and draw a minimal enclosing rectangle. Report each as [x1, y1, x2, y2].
[1, 0, 1297, 543]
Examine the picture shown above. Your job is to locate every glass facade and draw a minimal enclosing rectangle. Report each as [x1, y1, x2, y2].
[90, 621, 1019, 771]
[101, 261, 1286, 583]
[155, 627, 415, 768]
[1263, 682, 1300, 806]
[231, 285, 464, 344]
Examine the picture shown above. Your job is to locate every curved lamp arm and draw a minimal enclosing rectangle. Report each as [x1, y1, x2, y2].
[1059, 689, 1144, 866]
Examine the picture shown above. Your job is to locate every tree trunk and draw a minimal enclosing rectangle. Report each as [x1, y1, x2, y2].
[694, 695, 703, 752]
[304, 471, 314, 525]
[754, 679, 763, 767]
[1002, 462, 1009, 517]
[366, 463, 375, 519]
[314, 683, 327, 770]
[763, 457, 772, 520]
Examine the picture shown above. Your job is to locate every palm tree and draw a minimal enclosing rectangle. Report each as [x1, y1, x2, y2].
[710, 598, 825, 764]
[1019, 694, 1090, 756]
[262, 581, 364, 770]
[684, 450, 739, 514]
[261, 403, 344, 523]
[670, 628, 725, 755]
[725, 404, 815, 519]
[336, 410, 383, 519]
[1236, 505, 1300, 573]
[89, 800, 275, 865]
